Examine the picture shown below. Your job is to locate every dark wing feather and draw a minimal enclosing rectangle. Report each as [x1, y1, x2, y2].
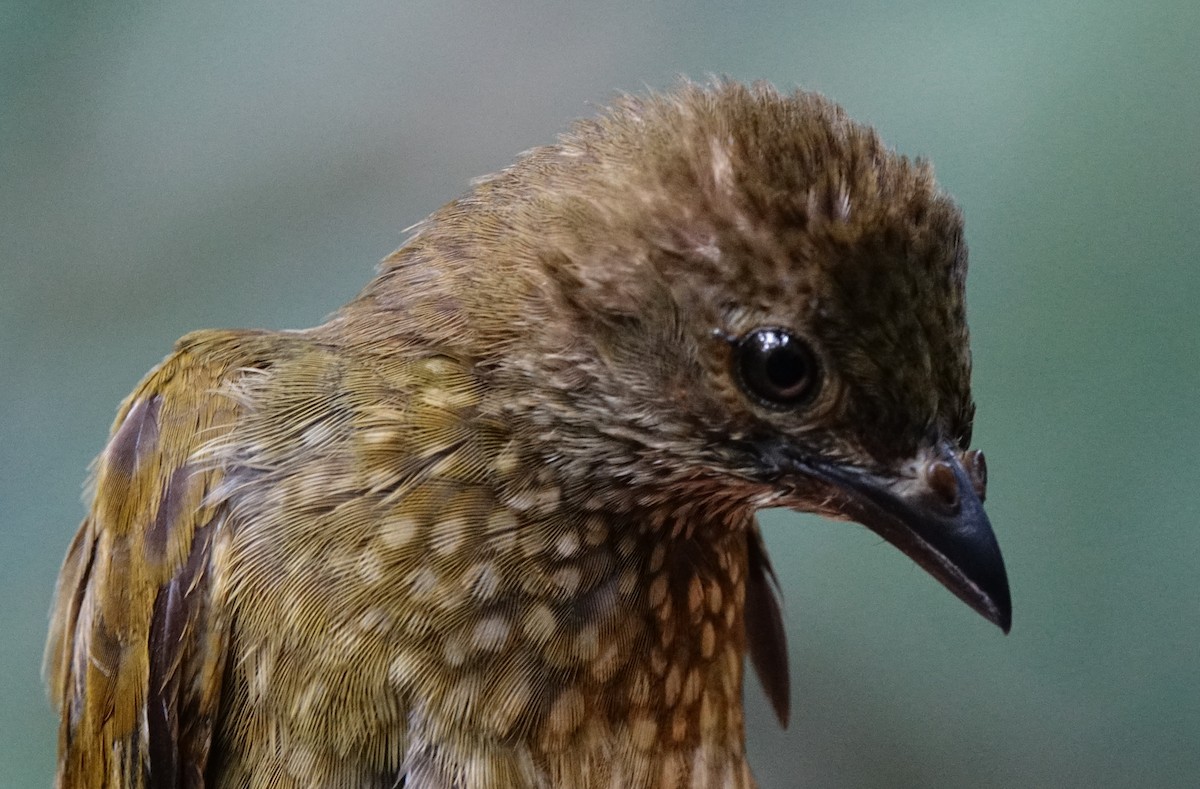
[744, 524, 790, 727]
[46, 331, 270, 788]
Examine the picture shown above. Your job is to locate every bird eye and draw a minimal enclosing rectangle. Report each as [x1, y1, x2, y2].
[734, 328, 820, 408]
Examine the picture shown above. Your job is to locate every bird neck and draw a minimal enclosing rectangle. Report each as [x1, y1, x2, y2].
[486, 483, 756, 782]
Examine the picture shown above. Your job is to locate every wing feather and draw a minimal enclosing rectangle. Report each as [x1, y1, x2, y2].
[46, 331, 274, 788]
[744, 525, 791, 728]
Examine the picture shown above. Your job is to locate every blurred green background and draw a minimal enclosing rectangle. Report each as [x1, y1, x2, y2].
[3, 1, 1197, 787]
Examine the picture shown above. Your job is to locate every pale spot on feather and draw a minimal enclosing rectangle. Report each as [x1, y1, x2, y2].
[583, 515, 608, 547]
[649, 574, 669, 608]
[486, 512, 519, 554]
[724, 650, 741, 685]
[534, 485, 561, 514]
[486, 508, 518, 534]
[590, 639, 625, 682]
[446, 675, 486, 719]
[357, 550, 384, 585]
[361, 426, 399, 445]
[551, 565, 581, 596]
[691, 748, 713, 789]
[333, 624, 365, 660]
[485, 671, 532, 737]
[805, 187, 821, 220]
[700, 621, 717, 659]
[405, 567, 440, 600]
[464, 562, 501, 601]
[835, 185, 852, 222]
[491, 442, 522, 476]
[555, 530, 580, 557]
[699, 693, 718, 733]
[670, 517, 687, 539]
[388, 651, 421, 688]
[682, 668, 702, 706]
[419, 384, 478, 411]
[379, 512, 420, 549]
[359, 608, 391, 634]
[650, 648, 668, 677]
[287, 746, 318, 779]
[293, 680, 326, 720]
[629, 669, 652, 707]
[657, 597, 674, 626]
[709, 135, 734, 192]
[519, 524, 551, 559]
[664, 663, 683, 707]
[694, 238, 721, 262]
[472, 616, 511, 652]
[688, 575, 704, 621]
[670, 711, 690, 743]
[573, 623, 600, 661]
[629, 716, 658, 751]
[415, 355, 459, 378]
[506, 483, 562, 515]
[543, 687, 585, 742]
[431, 513, 470, 555]
[522, 604, 557, 645]
[300, 421, 337, 447]
[659, 623, 677, 654]
[247, 647, 275, 702]
[443, 634, 469, 667]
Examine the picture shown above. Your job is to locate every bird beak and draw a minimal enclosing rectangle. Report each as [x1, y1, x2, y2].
[804, 444, 1011, 633]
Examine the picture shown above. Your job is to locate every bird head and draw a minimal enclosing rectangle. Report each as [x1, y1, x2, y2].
[366, 80, 1010, 632]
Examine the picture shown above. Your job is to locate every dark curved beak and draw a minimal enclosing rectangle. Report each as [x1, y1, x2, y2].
[806, 444, 1011, 633]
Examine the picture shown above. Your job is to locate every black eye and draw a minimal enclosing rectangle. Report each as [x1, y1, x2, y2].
[734, 328, 820, 408]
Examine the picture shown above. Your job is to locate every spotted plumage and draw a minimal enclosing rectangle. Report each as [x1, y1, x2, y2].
[47, 80, 1009, 788]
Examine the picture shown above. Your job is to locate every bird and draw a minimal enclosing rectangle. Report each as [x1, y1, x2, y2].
[46, 79, 1010, 789]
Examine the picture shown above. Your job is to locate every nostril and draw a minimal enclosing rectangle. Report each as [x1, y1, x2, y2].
[926, 460, 960, 509]
[965, 449, 988, 501]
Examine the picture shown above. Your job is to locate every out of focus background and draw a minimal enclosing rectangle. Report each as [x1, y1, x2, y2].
[3, 2, 1197, 786]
